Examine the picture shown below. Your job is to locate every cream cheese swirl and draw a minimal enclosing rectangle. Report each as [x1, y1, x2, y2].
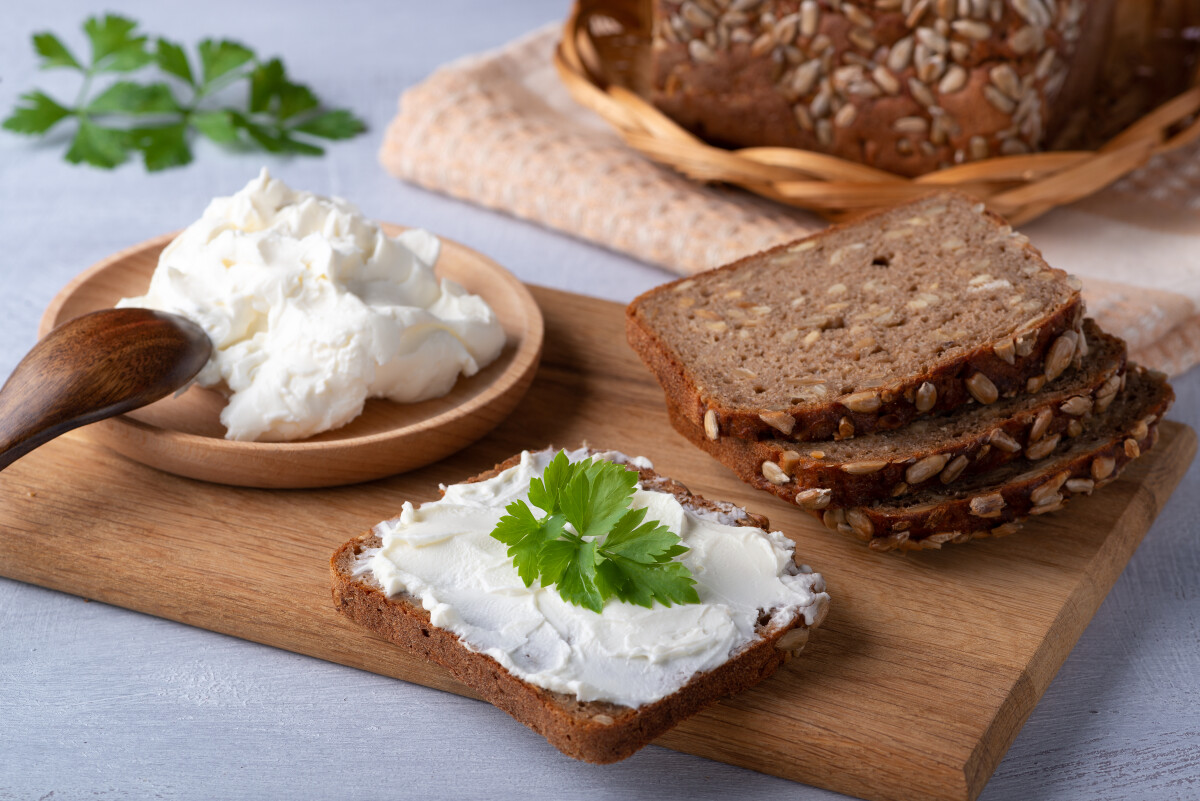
[118, 168, 504, 441]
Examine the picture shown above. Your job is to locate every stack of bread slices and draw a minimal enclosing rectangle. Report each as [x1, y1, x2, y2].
[627, 193, 1174, 551]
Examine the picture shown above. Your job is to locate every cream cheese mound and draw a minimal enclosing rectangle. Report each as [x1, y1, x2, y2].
[361, 448, 830, 708]
[117, 168, 505, 441]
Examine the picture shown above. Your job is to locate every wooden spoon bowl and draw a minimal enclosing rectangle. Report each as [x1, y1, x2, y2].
[0, 308, 211, 471]
[39, 228, 544, 488]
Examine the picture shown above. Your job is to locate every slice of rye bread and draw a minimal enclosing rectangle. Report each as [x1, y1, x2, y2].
[778, 366, 1171, 551]
[330, 450, 827, 764]
[668, 319, 1126, 508]
[627, 192, 1086, 443]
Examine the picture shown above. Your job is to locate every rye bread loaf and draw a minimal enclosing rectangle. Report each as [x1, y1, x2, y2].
[722, 365, 1172, 550]
[668, 319, 1125, 508]
[649, 0, 1117, 176]
[627, 193, 1085, 444]
[330, 449, 828, 764]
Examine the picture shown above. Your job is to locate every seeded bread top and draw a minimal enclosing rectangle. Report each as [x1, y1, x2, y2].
[649, 0, 1116, 176]
[630, 194, 1078, 417]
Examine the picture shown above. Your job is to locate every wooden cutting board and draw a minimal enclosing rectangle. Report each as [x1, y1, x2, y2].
[0, 286, 1193, 801]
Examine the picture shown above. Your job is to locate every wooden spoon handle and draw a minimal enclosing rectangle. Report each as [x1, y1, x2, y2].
[0, 309, 211, 470]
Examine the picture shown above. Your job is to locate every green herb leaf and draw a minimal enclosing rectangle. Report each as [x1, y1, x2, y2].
[595, 507, 698, 608]
[5, 16, 367, 170]
[155, 38, 193, 85]
[65, 119, 130, 168]
[487, 452, 699, 614]
[249, 59, 317, 120]
[528, 450, 572, 516]
[131, 123, 192, 171]
[83, 14, 152, 72]
[292, 109, 366, 140]
[660, 543, 690, 559]
[105, 43, 154, 72]
[600, 556, 699, 608]
[192, 109, 239, 143]
[541, 538, 604, 613]
[84, 14, 136, 61]
[248, 58, 284, 113]
[559, 458, 637, 539]
[277, 82, 319, 121]
[33, 33, 82, 70]
[229, 111, 283, 152]
[197, 38, 254, 85]
[2, 91, 72, 135]
[601, 507, 680, 563]
[492, 501, 565, 587]
[87, 81, 180, 114]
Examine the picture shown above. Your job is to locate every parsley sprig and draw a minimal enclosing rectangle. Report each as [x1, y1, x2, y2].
[491, 452, 700, 613]
[3, 14, 366, 171]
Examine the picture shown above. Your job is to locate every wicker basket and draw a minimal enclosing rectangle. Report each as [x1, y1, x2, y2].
[555, 0, 1200, 224]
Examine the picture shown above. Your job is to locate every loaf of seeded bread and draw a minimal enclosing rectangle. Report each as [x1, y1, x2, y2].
[330, 450, 828, 763]
[740, 365, 1172, 550]
[627, 193, 1085, 444]
[649, 0, 1118, 176]
[669, 318, 1125, 508]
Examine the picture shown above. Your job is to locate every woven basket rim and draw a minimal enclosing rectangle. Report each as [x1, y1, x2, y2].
[555, 0, 1200, 224]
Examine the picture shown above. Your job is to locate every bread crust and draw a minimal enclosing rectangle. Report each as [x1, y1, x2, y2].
[715, 366, 1173, 550]
[667, 320, 1126, 507]
[626, 194, 1085, 444]
[330, 450, 820, 763]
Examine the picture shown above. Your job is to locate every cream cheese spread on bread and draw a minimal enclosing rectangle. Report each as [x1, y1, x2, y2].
[117, 168, 505, 441]
[361, 448, 829, 708]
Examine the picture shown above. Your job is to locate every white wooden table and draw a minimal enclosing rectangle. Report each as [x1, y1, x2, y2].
[1, 1, 1197, 799]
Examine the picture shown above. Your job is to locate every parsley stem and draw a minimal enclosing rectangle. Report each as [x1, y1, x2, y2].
[73, 69, 95, 112]
[553, 524, 585, 545]
[193, 66, 253, 104]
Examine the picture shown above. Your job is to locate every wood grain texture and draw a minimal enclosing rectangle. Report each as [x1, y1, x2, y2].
[0, 286, 1193, 801]
[34, 227, 544, 488]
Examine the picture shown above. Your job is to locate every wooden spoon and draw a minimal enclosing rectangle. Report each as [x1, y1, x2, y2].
[0, 308, 212, 471]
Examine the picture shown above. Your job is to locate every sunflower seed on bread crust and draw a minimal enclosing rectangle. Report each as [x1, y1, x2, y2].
[801, 366, 1172, 550]
[663, 321, 1124, 508]
[675, 364, 1169, 550]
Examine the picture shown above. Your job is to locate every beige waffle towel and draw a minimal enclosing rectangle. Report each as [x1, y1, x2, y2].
[381, 24, 1200, 376]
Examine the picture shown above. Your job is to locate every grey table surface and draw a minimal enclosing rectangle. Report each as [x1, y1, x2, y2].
[0, 2, 1197, 799]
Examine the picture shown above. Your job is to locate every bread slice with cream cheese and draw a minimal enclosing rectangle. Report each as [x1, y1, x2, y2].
[330, 448, 829, 763]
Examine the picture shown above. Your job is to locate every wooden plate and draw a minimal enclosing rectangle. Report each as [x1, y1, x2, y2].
[37, 227, 544, 488]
